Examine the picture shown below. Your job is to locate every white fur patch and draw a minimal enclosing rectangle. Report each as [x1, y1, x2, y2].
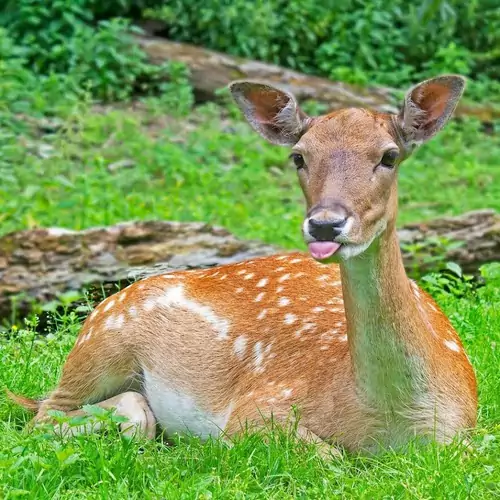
[146, 285, 230, 340]
[278, 297, 290, 307]
[255, 292, 266, 302]
[278, 274, 291, 283]
[105, 314, 125, 330]
[444, 340, 460, 352]
[257, 309, 268, 320]
[103, 300, 115, 312]
[253, 341, 264, 371]
[256, 278, 268, 288]
[143, 370, 233, 439]
[284, 313, 297, 325]
[233, 336, 248, 359]
[243, 273, 255, 280]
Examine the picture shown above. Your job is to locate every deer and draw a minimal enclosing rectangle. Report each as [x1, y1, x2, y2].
[7, 75, 477, 456]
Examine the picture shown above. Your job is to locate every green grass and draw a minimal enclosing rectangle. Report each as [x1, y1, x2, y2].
[1, 89, 499, 497]
[1, 97, 500, 250]
[1, 268, 499, 498]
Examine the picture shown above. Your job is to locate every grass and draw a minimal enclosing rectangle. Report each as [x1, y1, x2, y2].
[1, 269, 499, 498]
[1, 95, 500, 249]
[0, 83, 499, 497]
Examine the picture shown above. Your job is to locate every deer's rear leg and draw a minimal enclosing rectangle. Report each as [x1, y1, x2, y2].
[48, 392, 156, 439]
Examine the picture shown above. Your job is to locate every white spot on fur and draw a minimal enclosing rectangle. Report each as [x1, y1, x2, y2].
[103, 300, 115, 312]
[244, 273, 255, 280]
[278, 297, 290, 307]
[79, 327, 93, 345]
[143, 370, 233, 439]
[317, 275, 329, 282]
[147, 285, 230, 340]
[282, 388, 293, 398]
[89, 309, 98, 321]
[444, 340, 460, 352]
[275, 267, 286, 272]
[284, 313, 297, 325]
[290, 258, 302, 264]
[118, 291, 127, 302]
[236, 287, 244, 294]
[137, 284, 145, 290]
[105, 314, 124, 330]
[237, 269, 247, 275]
[162, 274, 176, 279]
[320, 345, 329, 351]
[338, 334, 348, 342]
[276, 256, 288, 261]
[278, 274, 291, 283]
[219, 274, 227, 280]
[295, 272, 306, 278]
[276, 286, 284, 293]
[257, 309, 268, 320]
[429, 303, 438, 312]
[255, 292, 265, 302]
[256, 278, 268, 288]
[128, 306, 138, 318]
[312, 306, 325, 313]
[295, 322, 316, 337]
[233, 336, 248, 359]
[253, 342, 264, 371]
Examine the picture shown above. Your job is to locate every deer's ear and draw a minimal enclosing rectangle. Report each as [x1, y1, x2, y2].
[229, 81, 310, 145]
[399, 75, 465, 148]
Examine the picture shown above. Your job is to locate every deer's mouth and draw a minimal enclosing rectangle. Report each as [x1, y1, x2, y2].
[308, 241, 342, 260]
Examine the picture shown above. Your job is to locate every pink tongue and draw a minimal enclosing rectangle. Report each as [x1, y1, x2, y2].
[308, 241, 341, 260]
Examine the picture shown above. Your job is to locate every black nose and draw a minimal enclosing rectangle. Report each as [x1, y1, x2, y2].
[308, 217, 347, 241]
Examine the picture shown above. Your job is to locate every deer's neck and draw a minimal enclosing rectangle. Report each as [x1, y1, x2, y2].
[340, 225, 432, 412]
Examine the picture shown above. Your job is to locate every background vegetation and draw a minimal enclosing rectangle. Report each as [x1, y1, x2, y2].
[0, 1, 499, 498]
[1, 0, 500, 102]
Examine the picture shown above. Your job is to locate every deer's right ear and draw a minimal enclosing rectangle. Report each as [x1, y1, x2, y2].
[228, 81, 310, 146]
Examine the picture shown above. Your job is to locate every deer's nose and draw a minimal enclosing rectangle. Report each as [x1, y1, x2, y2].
[308, 217, 347, 241]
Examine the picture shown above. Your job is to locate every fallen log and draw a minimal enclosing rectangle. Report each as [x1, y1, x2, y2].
[135, 34, 500, 122]
[0, 210, 498, 319]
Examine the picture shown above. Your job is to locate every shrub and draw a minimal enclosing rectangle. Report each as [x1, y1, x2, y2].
[144, 0, 500, 101]
[0, 0, 189, 102]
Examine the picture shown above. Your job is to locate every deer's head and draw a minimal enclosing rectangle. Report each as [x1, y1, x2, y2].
[230, 76, 465, 261]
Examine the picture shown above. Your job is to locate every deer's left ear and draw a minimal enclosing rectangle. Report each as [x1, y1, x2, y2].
[399, 75, 466, 148]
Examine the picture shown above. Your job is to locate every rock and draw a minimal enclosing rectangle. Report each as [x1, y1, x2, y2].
[1, 211, 499, 319]
[135, 35, 500, 122]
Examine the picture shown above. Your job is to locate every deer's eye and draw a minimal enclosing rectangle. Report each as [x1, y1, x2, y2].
[380, 149, 399, 168]
[290, 153, 305, 170]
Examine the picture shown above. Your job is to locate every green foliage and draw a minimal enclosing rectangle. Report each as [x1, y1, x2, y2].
[0, 1, 192, 101]
[1, 270, 499, 497]
[1, 1, 500, 101]
[145, 0, 500, 101]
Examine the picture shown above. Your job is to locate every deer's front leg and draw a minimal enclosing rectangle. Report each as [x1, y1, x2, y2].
[295, 425, 342, 459]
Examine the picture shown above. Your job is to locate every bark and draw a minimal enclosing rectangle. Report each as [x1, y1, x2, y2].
[135, 34, 500, 122]
[1, 210, 498, 319]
